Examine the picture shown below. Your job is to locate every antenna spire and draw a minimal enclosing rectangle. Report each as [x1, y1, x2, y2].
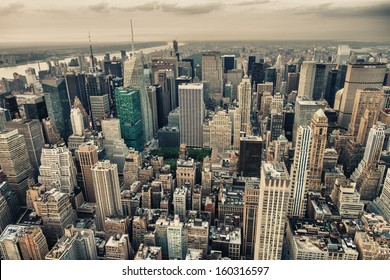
[88, 31, 95, 69]
[130, 19, 135, 56]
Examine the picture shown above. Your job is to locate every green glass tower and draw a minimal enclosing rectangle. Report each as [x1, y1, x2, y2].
[115, 87, 144, 151]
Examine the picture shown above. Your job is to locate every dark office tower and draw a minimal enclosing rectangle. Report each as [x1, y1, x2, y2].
[4, 95, 19, 119]
[154, 84, 165, 128]
[335, 64, 347, 90]
[120, 50, 127, 61]
[85, 73, 110, 129]
[283, 107, 294, 142]
[65, 73, 87, 110]
[173, 40, 179, 60]
[287, 73, 299, 94]
[222, 55, 235, 73]
[312, 64, 326, 100]
[42, 78, 71, 140]
[284, 64, 297, 81]
[23, 96, 48, 121]
[115, 87, 144, 151]
[104, 61, 123, 78]
[248, 56, 256, 76]
[181, 59, 194, 80]
[107, 76, 124, 117]
[154, 70, 174, 122]
[265, 67, 276, 90]
[251, 62, 265, 90]
[238, 136, 262, 177]
[0, 179, 21, 223]
[146, 86, 158, 136]
[4, 119, 45, 179]
[325, 69, 338, 107]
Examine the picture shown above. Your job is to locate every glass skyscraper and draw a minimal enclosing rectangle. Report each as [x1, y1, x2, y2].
[115, 87, 144, 151]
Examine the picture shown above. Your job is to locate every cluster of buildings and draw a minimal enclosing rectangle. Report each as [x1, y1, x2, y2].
[0, 41, 390, 260]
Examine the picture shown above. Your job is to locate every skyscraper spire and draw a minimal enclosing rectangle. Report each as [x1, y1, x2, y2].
[88, 31, 95, 70]
[130, 19, 135, 56]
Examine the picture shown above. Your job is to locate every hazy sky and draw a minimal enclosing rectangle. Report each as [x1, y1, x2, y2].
[0, 0, 389, 43]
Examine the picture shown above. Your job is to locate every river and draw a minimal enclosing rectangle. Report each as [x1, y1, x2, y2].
[0, 43, 172, 79]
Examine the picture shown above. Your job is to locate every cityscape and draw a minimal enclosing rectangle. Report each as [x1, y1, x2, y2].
[0, 0, 390, 261]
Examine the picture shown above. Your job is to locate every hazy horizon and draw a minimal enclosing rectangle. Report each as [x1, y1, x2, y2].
[0, 0, 389, 43]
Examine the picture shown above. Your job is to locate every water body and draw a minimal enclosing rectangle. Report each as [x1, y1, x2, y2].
[0, 43, 172, 79]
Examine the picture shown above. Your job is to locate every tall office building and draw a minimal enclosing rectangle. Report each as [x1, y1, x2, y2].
[89, 94, 110, 129]
[348, 88, 384, 145]
[227, 69, 244, 100]
[78, 142, 99, 202]
[222, 55, 235, 73]
[146, 86, 159, 136]
[336, 45, 351, 65]
[38, 144, 77, 195]
[20, 95, 48, 121]
[238, 77, 252, 135]
[298, 61, 316, 99]
[92, 160, 123, 230]
[293, 96, 326, 144]
[41, 118, 62, 145]
[238, 136, 262, 177]
[40, 189, 77, 246]
[42, 78, 71, 140]
[101, 118, 129, 173]
[308, 109, 328, 190]
[179, 83, 204, 148]
[0, 225, 48, 260]
[124, 52, 154, 143]
[0, 107, 11, 131]
[0, 129, 32, 206]
[167, 215, 186, 260]
[254, 162, 291, 260]
[4, 119, 45, 179]
[312, 63, 327, 100]
[115, 87, 144, 151]
[243, 179, 260, 259]
[374, 169, 390, 221]
[202, 111, 231, 151]
[65, 73, 88, 110]
[70, 107, 84, 136]
[351, 124, 385, 200]
[173, 186, 187, 222]
[202, 51, 223, 101]
[251, 62, 265, 89]
[46, 225, 97, 260]
[289, 125, 312, 218]
[338, 63, 386, 129]
[287, 73, 299, 94]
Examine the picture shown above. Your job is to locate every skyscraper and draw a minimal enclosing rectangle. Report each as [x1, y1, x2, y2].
[40, 189, 77, 246]
[289, 125, 312, 218]
[202, 110, 231, 151]
[238, 76, 252, 135]
[78, 142, 98, 202]
[0, 225, 48, 260]
[4, 119, 45, 179]
[115, 87, 144, 151]
[308, 109, 328, 191]
[173, 186, 187, 222]
[38, 144, 77, 195]
[42, 78, 71, 140]
[70, 107, 85, 136]
[179, 83, 204, 148]
[0, 129, 32, 206]
[202, 51, 223, 101]
[254, 162, 291, 260]
[124, 52, 154, 143]
[336, 45, 350, 65]
[298, 61, 316, 99]
[338, 63, 386, 129]
[167, 215, 186, 260]
[92, 160, 123, 230]
[348, 88, 384, 145]
[238, 136, 262, 177]
[243, 179, 260, 259]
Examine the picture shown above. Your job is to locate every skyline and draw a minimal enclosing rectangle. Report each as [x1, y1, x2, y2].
[0, 0, 389, 43]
